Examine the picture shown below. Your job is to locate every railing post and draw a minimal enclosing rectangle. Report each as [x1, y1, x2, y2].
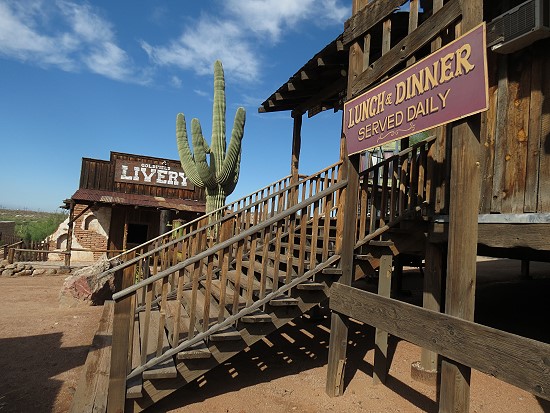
[107, 253, 136, 413]
[8, 247, 14, 264]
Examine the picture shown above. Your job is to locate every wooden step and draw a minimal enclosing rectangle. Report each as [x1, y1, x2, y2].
[139, 310, 178, 380]
[241, 309, 273, 323]
[296, 280, 326, 290]
[269, 295, 299, 306]
[206, 279, 272, 323]
[182, 288, 242, 342]
[126, 317, 143, 398]
[163, 300, 211, 360]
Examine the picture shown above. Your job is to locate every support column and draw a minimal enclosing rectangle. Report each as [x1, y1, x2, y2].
[439, 116, 481, 413]
[326, 0, 368, 397]
[438, 2, 483, 411]
[412, 242, 445, 384]
[326, 152, 360, 397]
[371, 243, 394, 385]
[290, 111, 303, 184]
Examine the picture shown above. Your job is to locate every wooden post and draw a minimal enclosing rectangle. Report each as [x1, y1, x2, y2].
[107, 254, 136, 413]
[326, 0, 367, 397]
[289, 111, 303, 207]
[65, 201, 75, 267]
[438, 2, 483, 411]
[412, 242, 445, 383]
[290, 111, 303, 183]
[326, 153, 359, 397]
[372, 247, 393, 385]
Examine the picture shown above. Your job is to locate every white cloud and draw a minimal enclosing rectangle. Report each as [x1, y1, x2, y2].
[142, 0, 349, 84]
[0, 0, 147, 83]
[171, 75, 182, 88]
[141, 16, 260, 83]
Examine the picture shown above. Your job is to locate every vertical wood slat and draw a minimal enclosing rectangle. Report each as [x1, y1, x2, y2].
[286, 213, 296, 293]
[398, 157, 408, 214]
[157, 277, 168, 357]
[107, 257, 136, 413]
[373, 252, 393, 385]
[298, 206, 308, 277]
[538, 50, 550, 212]
[232, 239, 245, 315]
[310, 178, 321, 271]
[390, 157, 399, 221]
[202, 254, 214, 331]
[187, 232, 203, 339]
[369, 166, 379, 233]
[379, 163, 389, 227]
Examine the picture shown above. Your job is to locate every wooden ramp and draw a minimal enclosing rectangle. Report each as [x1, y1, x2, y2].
[69, 301, 114, 413]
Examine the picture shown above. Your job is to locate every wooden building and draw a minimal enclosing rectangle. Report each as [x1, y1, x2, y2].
[71, 0, 550, 412]
[60, 151, 205, 263]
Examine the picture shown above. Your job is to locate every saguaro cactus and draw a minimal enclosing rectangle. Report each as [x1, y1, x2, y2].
[176, 60, 246, 219]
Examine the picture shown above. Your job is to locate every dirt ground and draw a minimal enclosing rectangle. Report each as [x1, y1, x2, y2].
[0, 258, 549, 413]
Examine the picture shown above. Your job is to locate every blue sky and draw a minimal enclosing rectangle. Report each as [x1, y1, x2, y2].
[0, 0, 350, 211]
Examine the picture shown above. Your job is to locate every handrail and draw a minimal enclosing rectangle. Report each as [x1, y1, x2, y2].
[107, 173, 295, 262]
[113, 178, 348, 300]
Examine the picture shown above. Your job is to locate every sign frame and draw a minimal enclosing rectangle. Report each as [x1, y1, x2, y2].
[343, 23, 489, 155]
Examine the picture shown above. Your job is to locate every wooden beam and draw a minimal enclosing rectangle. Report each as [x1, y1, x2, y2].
[343, 0, 408, 45]
[439, 2, 484, 411]
[107, 255, 136, 413]
[351, 0, 461, 97]
[330, 283, 550, 401]
[373, 252, 393, 385]
[290, 112, 303, 184]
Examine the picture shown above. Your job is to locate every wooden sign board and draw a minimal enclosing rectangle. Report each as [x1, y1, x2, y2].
[344, 23, 489, 155]
[114, 159, 194, 190]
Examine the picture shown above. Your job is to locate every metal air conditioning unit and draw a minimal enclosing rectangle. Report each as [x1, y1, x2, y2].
[486, 0, 550, 53]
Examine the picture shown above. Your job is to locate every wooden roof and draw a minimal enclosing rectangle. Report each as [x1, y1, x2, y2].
[258, 34, 349, 118]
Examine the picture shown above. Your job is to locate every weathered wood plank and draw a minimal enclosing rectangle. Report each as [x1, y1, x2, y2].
[537, 46, 550, 212]
[501, 50, 531, 213]
[164, 300, 211, 360]
[126, 318, 143, 399]
[373, 254, 392, 385]
[69, 301, 114, 413]
[351, 0, 461, 97]
[330, 283, 550, 401]
[491, 55, 509, 213]
[139, 310, 177, 380]
[107, 264, 134, 413]
[343, 0, 408, 45]
[524, 46, 543, 212]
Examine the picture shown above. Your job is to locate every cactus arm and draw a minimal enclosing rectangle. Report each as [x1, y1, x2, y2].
[191, 118, 217, 189]
[217, 106, 245, 189]
[176, 113, 203, 187]
[211, 60, 226, 180]
[222, 147, 241, 196]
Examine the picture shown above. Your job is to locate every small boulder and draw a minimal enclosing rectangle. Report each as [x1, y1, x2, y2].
[59, 256, 122, 306]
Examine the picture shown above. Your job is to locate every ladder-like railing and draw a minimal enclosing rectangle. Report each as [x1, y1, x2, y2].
[355, 136, 436, 248]
[108, 174, 298, 264]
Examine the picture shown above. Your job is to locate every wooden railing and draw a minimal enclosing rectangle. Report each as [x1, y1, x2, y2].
[108, 174, 298, 264]
[105, 138, 435, 402]
[355, 136, 436, 247]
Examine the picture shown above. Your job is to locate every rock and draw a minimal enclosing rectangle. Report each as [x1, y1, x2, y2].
[19, 269, 33, 276]
[59, 256, 121, 306]
[32, 269, 46, 276]
[2, 269, 14, 277]
[5, 264, 16, 270]
[44, 268, 58, 276]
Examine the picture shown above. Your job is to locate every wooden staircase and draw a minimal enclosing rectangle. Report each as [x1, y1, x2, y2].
[70, 137, 435, 413]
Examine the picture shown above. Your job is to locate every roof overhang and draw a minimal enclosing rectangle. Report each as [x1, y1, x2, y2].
[68, 189, 206, 213]
[258, 34, 349, 118]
